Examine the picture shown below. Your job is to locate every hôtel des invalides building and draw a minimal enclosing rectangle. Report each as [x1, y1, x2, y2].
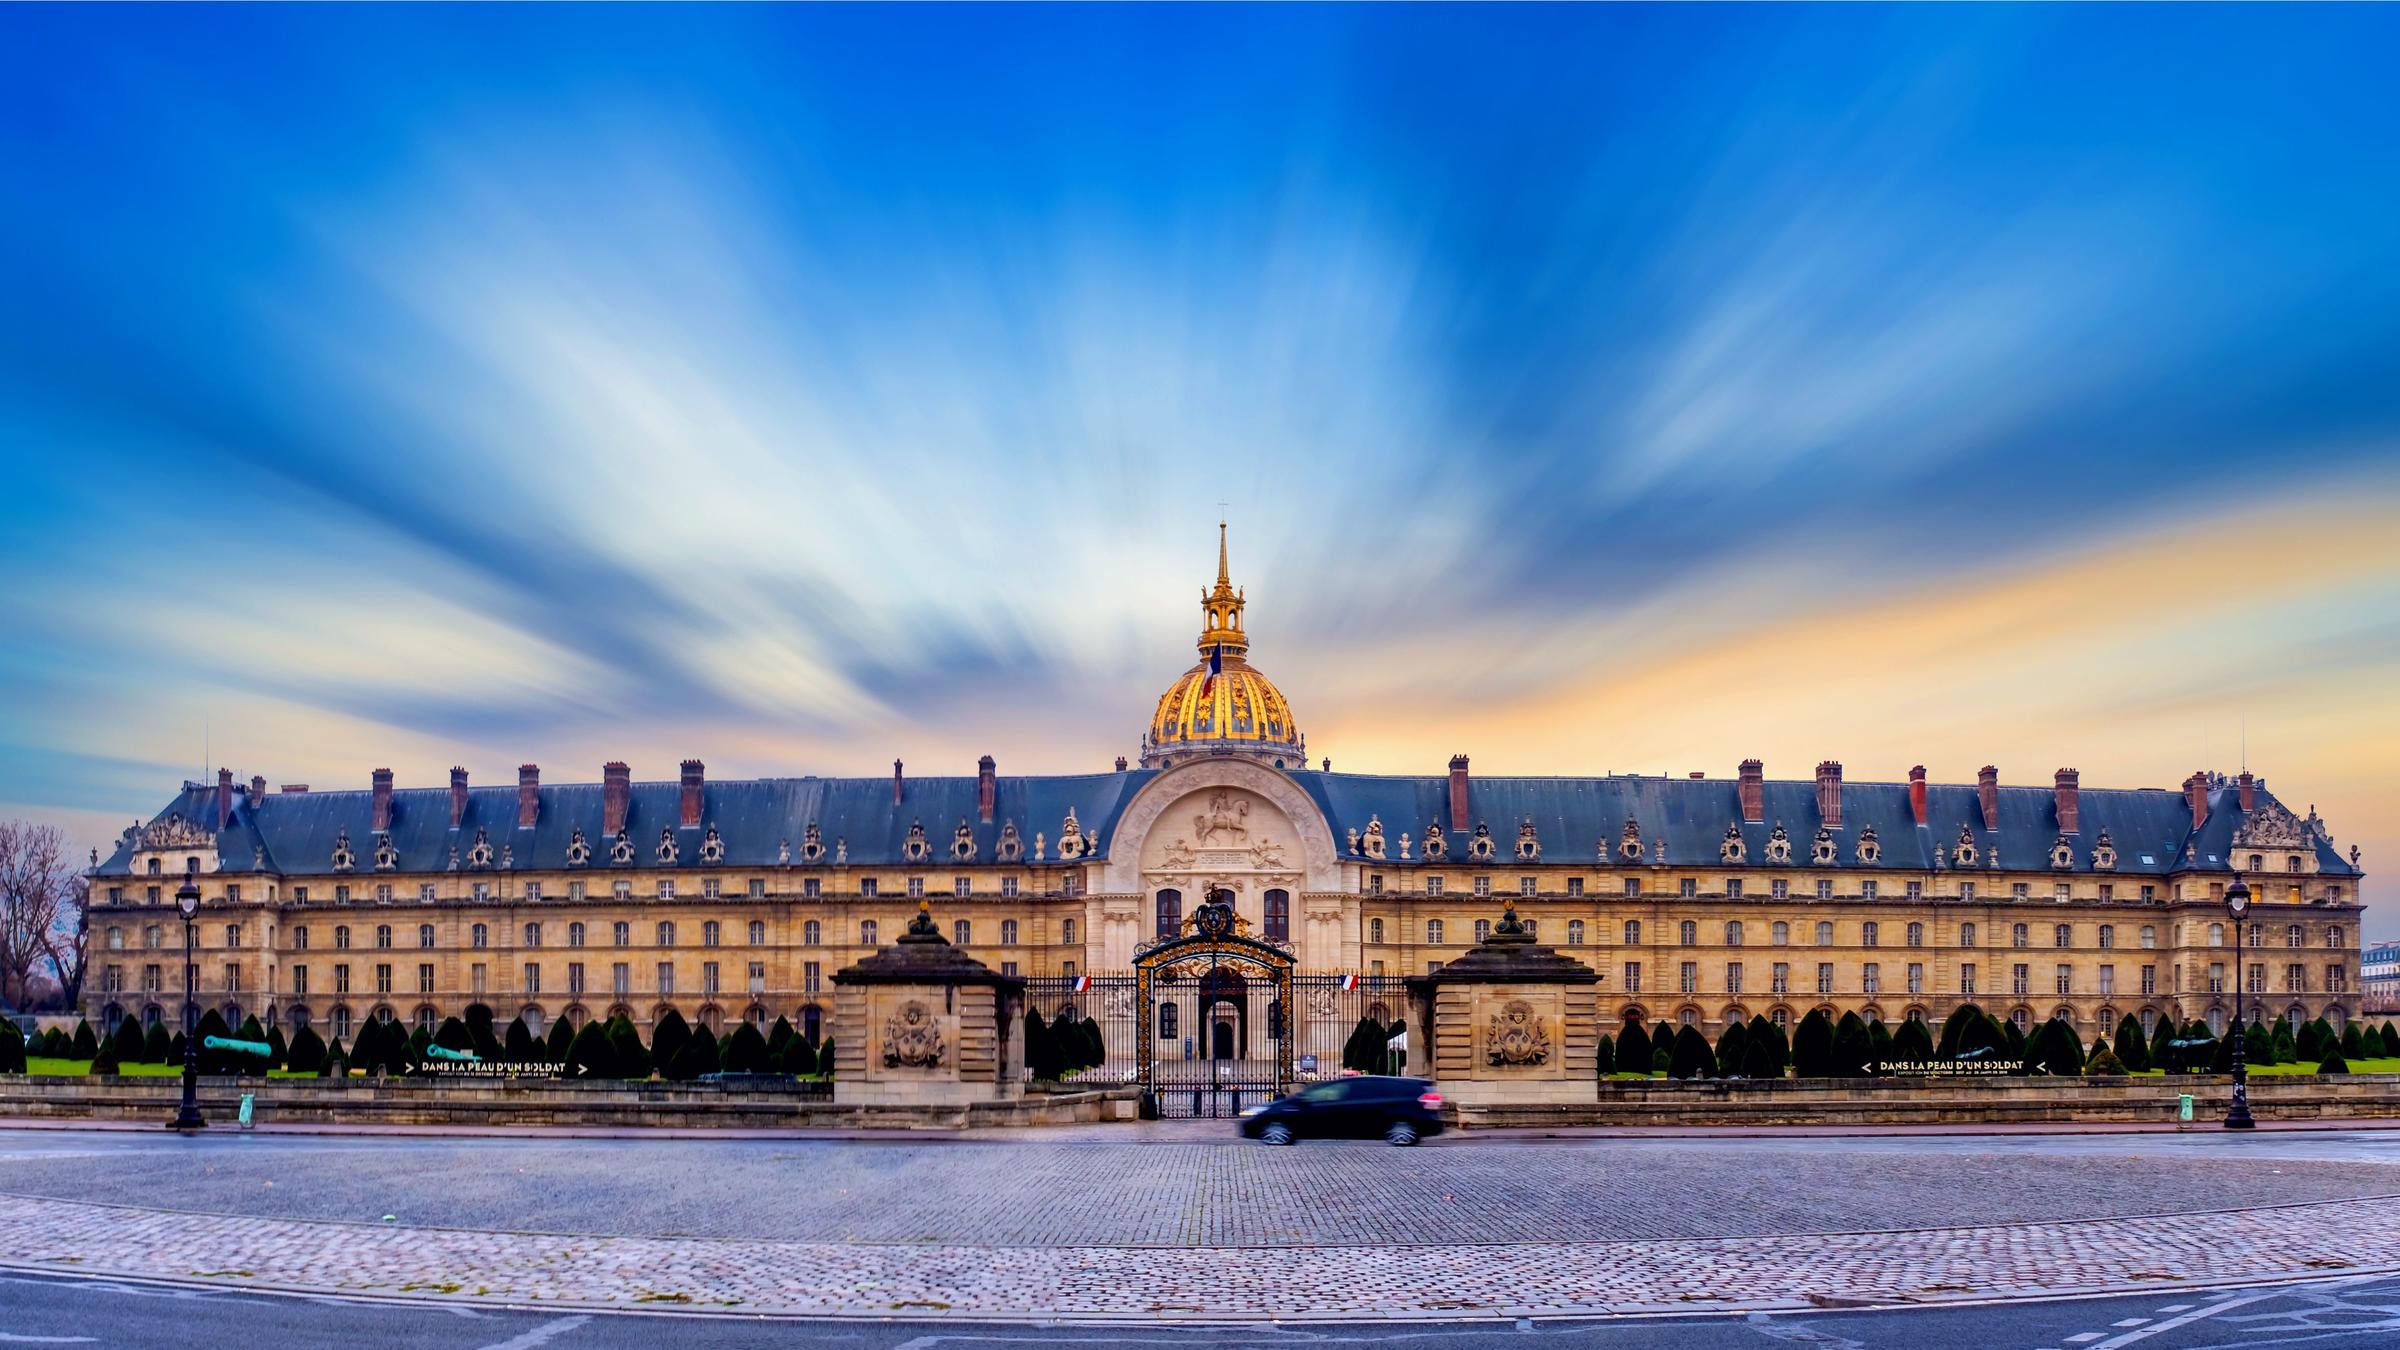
[87, 529, 2369, 1050]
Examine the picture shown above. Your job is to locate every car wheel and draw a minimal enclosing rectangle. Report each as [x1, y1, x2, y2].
[1260, 1122, 1295, 1146]
[1384, 1121, 1420, 1147]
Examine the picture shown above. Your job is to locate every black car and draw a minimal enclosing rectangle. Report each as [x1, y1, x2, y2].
[1239, 1075, 1445, 1145]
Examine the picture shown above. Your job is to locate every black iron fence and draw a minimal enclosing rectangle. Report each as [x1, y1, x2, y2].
[1021, 973, 1416, 1117]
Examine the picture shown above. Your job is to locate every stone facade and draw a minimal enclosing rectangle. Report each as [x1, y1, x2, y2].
[80, 535, 2369, 1055]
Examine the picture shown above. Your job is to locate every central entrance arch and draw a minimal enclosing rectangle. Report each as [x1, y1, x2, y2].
[1135, 888, 1295, 1118]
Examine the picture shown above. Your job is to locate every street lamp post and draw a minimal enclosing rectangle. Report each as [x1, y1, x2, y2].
[2224, 875, 2255, 1131]
[170, 860, 206, 1132]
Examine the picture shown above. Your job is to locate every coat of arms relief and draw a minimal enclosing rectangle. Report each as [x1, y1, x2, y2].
[1486, 1000, 1552, 1067]
[882, 1001, 947, 1069]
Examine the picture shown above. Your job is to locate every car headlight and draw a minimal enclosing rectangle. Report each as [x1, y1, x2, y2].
[1238, 1105, 1265, 1118]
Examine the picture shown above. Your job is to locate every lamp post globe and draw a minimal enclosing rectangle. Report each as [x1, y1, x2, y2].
[2223, 875, 2256, 1131]
[169, 861, 207, 1132]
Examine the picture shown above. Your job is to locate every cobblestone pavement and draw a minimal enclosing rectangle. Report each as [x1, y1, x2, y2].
[6, 1130, 2400, 1322]
[2, 1187, 2397, 1321]
[5, 1130, 2398, 1245]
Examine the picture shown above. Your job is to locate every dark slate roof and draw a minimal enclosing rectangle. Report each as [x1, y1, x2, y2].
[96, 766, 2358, 882]
[98, 771, 1158, 877]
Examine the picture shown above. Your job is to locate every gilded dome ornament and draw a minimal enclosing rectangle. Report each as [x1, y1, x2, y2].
[1139, 524, 1305, 769]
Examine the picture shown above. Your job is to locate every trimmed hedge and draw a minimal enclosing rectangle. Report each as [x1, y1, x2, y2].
[287, 1025, 326, 1074]
[650, 1010, 692, 1074]
[2320, 1049, 2351, 1074]
[503, 1016, 538, 1063]
[722, 1020, 771, 1074]
[1791, 1010, 1834, 1078]
[0, 1020, 25, 1074]
[1594, 1032, 1616, 1077]
[1715, 1020, 1748, 1077]
[1616, 1021, 1654, 1076]
[72, 1020, 98, 1060]
[2084, 1046, 2127, 1076]
[1741, 1015, 1788, 1079]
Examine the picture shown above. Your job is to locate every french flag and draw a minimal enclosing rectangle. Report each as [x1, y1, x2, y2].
[1199, 643, 1222, 699]
[1337, 974, 1358, 992]
[1071, 975, 1091, 994]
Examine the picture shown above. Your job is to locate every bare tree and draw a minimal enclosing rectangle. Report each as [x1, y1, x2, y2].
[43, 851, 92, 1010]
[0, 821, 77, 1009]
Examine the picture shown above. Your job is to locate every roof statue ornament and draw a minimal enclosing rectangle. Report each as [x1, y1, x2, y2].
[1720, 822, 1746, 863]
[1618, 817, 1644, 862]
[835, 836, 848, 864]
[1033, 831, 1046, 862]
[1516, 818, 1540, 861]
[778, 837, 791, 865]
[1398, 830, 1413, 861]
[801, 821, 823, 863]
[951, 818, 977, 861]
[610, 830, 634, 865]
[655, 827, 678, 865]
[1056, 807, 1085, 860]
[1469, 821, 1495, 861]
[374, 832, 398, 871]
[1811, 826, 1836, 865]
[500, 841, 514, 870]
[1855, 825, 1881, 865]
[1422, 821, 1446, 860]
[1953, 824, 1978, 868]
[1361, 814, 1387, 860]
[468, 827, 494, 869]
[566, 827, 590, 867]
[2091, 829, 2117, 870]
[997, 820, 1023, 862]
[1765, 822, 1792, 865]
[902, 819, 929, 862]
[2051, 835, 2075, 869]
[700, 824, 725, 864]
[331, 828, 355, 873]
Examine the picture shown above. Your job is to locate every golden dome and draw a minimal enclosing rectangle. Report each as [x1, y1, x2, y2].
[1140, 525, 1306, 770]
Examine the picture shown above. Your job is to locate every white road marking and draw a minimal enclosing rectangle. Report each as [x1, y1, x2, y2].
[2081, 1287, 2303, 1350]
[475, 1314, 590, 1350]
[2065, 1336, 2105, 1344]
[0, 1336, 97, 1345]
[2154, 1304, 2193, 1313]
[2110, 1318, 2150, 1326]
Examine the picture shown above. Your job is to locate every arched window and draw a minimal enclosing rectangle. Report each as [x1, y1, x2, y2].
[861, 920, 878, 945]
[1427, 919, 1444, 944]
[802, 920, 820, 945]
[375, 924, 391, 949]
[749, 920, 765, 945]
[702, 921, 720, 947]
[1771, 921, 1789, 946]
[524, 922, 541, 947]
[1815, 921, 1834, 946]
[106, 926, 123, 950]
[2053, 924, 2071, 949]
[954, 920, 971, 946]
[1679, 920, 1697, 946]
[2011, 1008, 2031, 1031]
[1624, 920, 1641, 945]
[2011, 923, 2028, 948]
[1566, 919, 1584, 946]
[1264, 889, 1290, 942]
[1369, 918, 1385, 944]
[1906, 922, 1924, 948]
[1770, 1007, 1789, 1030]
[1001, 919, 1018, 944]
[2097, 925, 2114, 950]
[1725, 921, 1743, 947]
[2139, 1008, 2157, 1036]
[471, 923, 488, 949]
[2140, 925, 2156, 948]
[418, 924, 434, 949]
[1155, 889, 1182, 939]
[1960, 922, 1977, 947]
[657, 922, 675, 947]
[1861, 922, 1880, 948]
[800, 1004, 822, 1042]
[568, 922, 585, 948]
[333, 1007, 352, 1040]
[1159, 1001, 1180, 1042]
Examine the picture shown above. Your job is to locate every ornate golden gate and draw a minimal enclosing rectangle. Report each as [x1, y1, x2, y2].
[1133, 889, 1296, 1118]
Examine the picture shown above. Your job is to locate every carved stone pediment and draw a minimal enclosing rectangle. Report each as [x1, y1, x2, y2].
[2232, 799, 2308, 850]
[138, 814, 216, 852]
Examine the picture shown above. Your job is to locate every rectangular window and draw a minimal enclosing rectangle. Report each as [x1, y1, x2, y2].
[1959, 882, 1976, 901]
[1771, 878, 1790, 900]
[525, 881, 542, 900]
[1419, 876, 1442, 896]
[657, 962, 675, 994]
[1959, 962, 1977, 995]
[2012, 963, 2030, 996]
[1860, 881, 1877, 900]
[1473, 876, 1492, 897]
[703, 878, 721, 899]
[292, 965, 308, 996]
[657, 880, 675, 900]
[335, 963, 350, 994]
[523, 963, 539, 994]
[1679, 961, 1698, 993]
[1623, 878, 1640, 897]
[614, 881, 632, 900]
[1725, 879, 1743, 899]
[1680, 877, 1697, 898]
[568, 881, 585, 901]
[954, 877, 971, 898]
[1906, 881, 1923, 900]
[2099, 965, 2116, 996]
[471, 963, 486, 996]
[1816, 962, 1834, 994]
[2098, 884, 2113, 902]
[613, 921, 630, 946]
[418, 963, 434, 994]
[747, 878, 765, 899]
[803, 878, 822, 898]
[804, 961, 821, 993]
[2053, 964, 2070, 995]
[2140, 964, 2156, 995]
[568, 962, 585, 994]
[2209, 962, 2225, 993]
[1001, 877, 1019, 898]
[612, 963, 630, 996]
[1624, 962, 1642, 992]
[1519, 876, 1536, 896]
[1567, 877, 1584, 897]
[860, 878, 879, 898]
[1906, 962, 1924, 995]
[746, 961, 764, 992]
[1370, 874, 1384, 895]
[1771, 962, 1789, 994]
[1725, 962, 1743, 994]
[375, 963, 393, 994]
[1816, 879, 1834, 900]
[471, 882, 490, 901]
[908, 876, 926, 898]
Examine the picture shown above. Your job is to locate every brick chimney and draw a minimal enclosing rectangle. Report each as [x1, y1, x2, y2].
[249, 774, 265, 800]
[1815, 761, 1843, 830]
[1448, 754, 1471, 833]
[680, 759, 705, 828]
[1738, 759, 1764, 823]
[2054, 768, 2081, 834]
[2185, 772, 2210, 832]
[892, 758, 904, 806]
[518, 764, 540, 829]
[603, 762, 630, 836]
[1976, 765, 2000, 832]
[977, 755, 996, 822]
[449, 767, 469, 829]
[2238, 770, 2255, 813]
[216, 767, 233, 830]
[371, 768, 394, 832]
[1908, 765, 1928, 826]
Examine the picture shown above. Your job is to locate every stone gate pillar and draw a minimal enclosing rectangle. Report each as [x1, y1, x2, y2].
[832, 900, 1028, 1106]
[1405, 901, 1599, 1108]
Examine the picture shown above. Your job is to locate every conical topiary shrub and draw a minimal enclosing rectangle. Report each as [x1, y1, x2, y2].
[1890, 1017, 1934, 1066]
[129, 1018, 160, 1065]
[233, 1014, 271, 1077]
[1024, 1006, 1059, 1080]
[650, 1010, 691, 1075]
[1866, 1019, 1894, 1076]
[1616, 1021, 1653, 1077]
[2341, 1022, 2365, 1059]
[1715, 1021, 1749, 1077]
[1081, 1016, 1107, 1073]
[503, 1016, 535, 1063]
[2319, 1049, 2351, 1075]
[723, 1020, 770, 1074]
[72, 1021, 99, 1060]
[546, 1016, 574, 1063]
[1595, 1032, 1616, 1077]
[265, 1023, 289, 1071]
[766, 1016, 794, 1062]
[433, 1016, 474, 1054]
[818, 1036, 837, 1079]
[1669, 1024, 1715, 1079]
[564, 1019, 614, 1079]
[668, 1028, 721, 1080]
[193, 1009, 234, 1075]
[0, 1021, 25, 1075]
[287, 1025, 326, 1074]
[2112, 1014, 2151, 1073]
[603, 1014, 649, 1079]
[1792, 1010, 1835, 1078]
[779, 1030, 816, 1076]
[320, 1033, 348, 1076]
[1830, 1012, 1871, 1078]
[90, 1038, 120, 1075]
[2084, 1046, 2127, 1076]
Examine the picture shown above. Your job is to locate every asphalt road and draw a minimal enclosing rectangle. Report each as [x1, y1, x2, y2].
[4, 1268, 2397, 1348]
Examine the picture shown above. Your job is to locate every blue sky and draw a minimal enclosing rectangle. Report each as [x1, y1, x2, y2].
[3, 6, 2398, 926]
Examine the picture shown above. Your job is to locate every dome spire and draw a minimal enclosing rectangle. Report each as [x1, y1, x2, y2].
[1198, 519, 1247, 658]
